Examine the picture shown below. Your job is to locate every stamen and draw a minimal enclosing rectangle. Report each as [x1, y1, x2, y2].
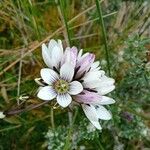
[53, 80, 69, 94]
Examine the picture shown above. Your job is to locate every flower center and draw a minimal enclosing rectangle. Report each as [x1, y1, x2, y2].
[54, 80, 69, 94]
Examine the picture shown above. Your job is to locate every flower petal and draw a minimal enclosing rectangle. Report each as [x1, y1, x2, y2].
[90, 61, 100, 70]
[48, 39, 58, 51]
[77, 52, 89, 63]
[61, 47, 69, 65]
[61, 47, 77, 68]
[83, 80, 101, 89]
[77, 49, 83, 60]
[100, 76, 115, 86]
[57, 93, 72, 107]
[47, 39, 63, 69]
[96, 105, 112, 120]
[97, 85, 115, 95]
[82, 104, 102, 130]
[42, 43, 52, 68]
[82, 70, 105, 81]
[60, 63, 74, 82]
[90, 121, 102, 130]
[48, 39, 63, 52]
[34, 78, 47, 86]
[96, 76, 115, 95]
[51, 46, 63, 69]
[99, 96, 115, 105]
[75, 53, 95, 79]
[37, 86, 57, 100]
[58, 40, 63, 51]
[68, 81, 83, 95]
[41, 68, 59, 84]
[75, 90, 102, 104]
[69, 47, 78, 67]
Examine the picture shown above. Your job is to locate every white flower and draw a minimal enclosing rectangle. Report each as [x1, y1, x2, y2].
[73, 51, 115, 130]
[37, 63, 83, 107]
[36, 39, 115, 130]
[0, 112, 5, 119]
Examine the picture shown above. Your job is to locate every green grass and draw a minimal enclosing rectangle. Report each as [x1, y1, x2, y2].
[95, 0, 110, 76]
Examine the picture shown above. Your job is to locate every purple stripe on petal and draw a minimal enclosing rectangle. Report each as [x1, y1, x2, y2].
[61, 46, 78, 67]
[75, 53, 95, 79]
[61, 47, 70, 65]
[74, 90, 102, 104]
[70, 46, 78, 67]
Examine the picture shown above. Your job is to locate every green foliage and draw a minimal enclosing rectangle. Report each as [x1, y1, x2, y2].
[116, 35, 150, 103]
[46, 118, 100, 150]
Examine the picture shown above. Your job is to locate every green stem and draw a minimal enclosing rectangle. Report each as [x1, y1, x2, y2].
[51, 108, 55, 129]
[0, 125, 21, 133]
[63, 108, 78, 150]
[58, 0, 72, 46]
[96, 139, 105, 150]
[5, 101, 49, 116]
[95, 0, 111, 76]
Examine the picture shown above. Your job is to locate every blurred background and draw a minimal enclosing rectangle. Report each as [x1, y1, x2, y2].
[0, 0, 150, 149]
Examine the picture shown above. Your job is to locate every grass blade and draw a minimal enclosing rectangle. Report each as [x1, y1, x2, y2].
[95, 0, 111, 76]
[58, 0, 72, 46]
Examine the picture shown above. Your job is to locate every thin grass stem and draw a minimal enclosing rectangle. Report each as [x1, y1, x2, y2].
[58, 0, 72, 46]
[0, 125, 21, 133]
[69, 11, 117, 30]
[95, 0, 111, 76]
[51, 108, 55, 129]
[63, 108, 78, 150]
[0, 2, 100, 76]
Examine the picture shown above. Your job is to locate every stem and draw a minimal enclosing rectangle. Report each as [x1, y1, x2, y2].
[68, 111, 73, 126]
[95, 0, 111, 76]
[58, 0, 72, 46]
[5, 101, 49, 116]
[96, 139, 105, 150]
[51, 108, 55, 129]
[0, 125, 21, 133]
[15, 0, 27, 99]
[63, 108, 78, 150]
[69, 11, 117, 30]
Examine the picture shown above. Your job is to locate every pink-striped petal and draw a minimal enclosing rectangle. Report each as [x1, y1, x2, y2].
[90, 61, 100, 70]
[40, 68, 59, 84]
[82, 104, 102, 130]
[60, 63, 74, 82]
[42, 43, 52, 68]
[74, 90, 102, 104]
[97, 85, 115, 95]
[99, 96, 115, 105]
[75, 53, 95, 79]
[68, 81, 83, 95]
[37, 86, 57, 100]
[95, 105, 112, 120]
[57, 93, 72, 107]
[61, 47, 77, 67]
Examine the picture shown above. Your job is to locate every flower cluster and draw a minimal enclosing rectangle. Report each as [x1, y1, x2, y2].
[35, 39, 115, 130]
